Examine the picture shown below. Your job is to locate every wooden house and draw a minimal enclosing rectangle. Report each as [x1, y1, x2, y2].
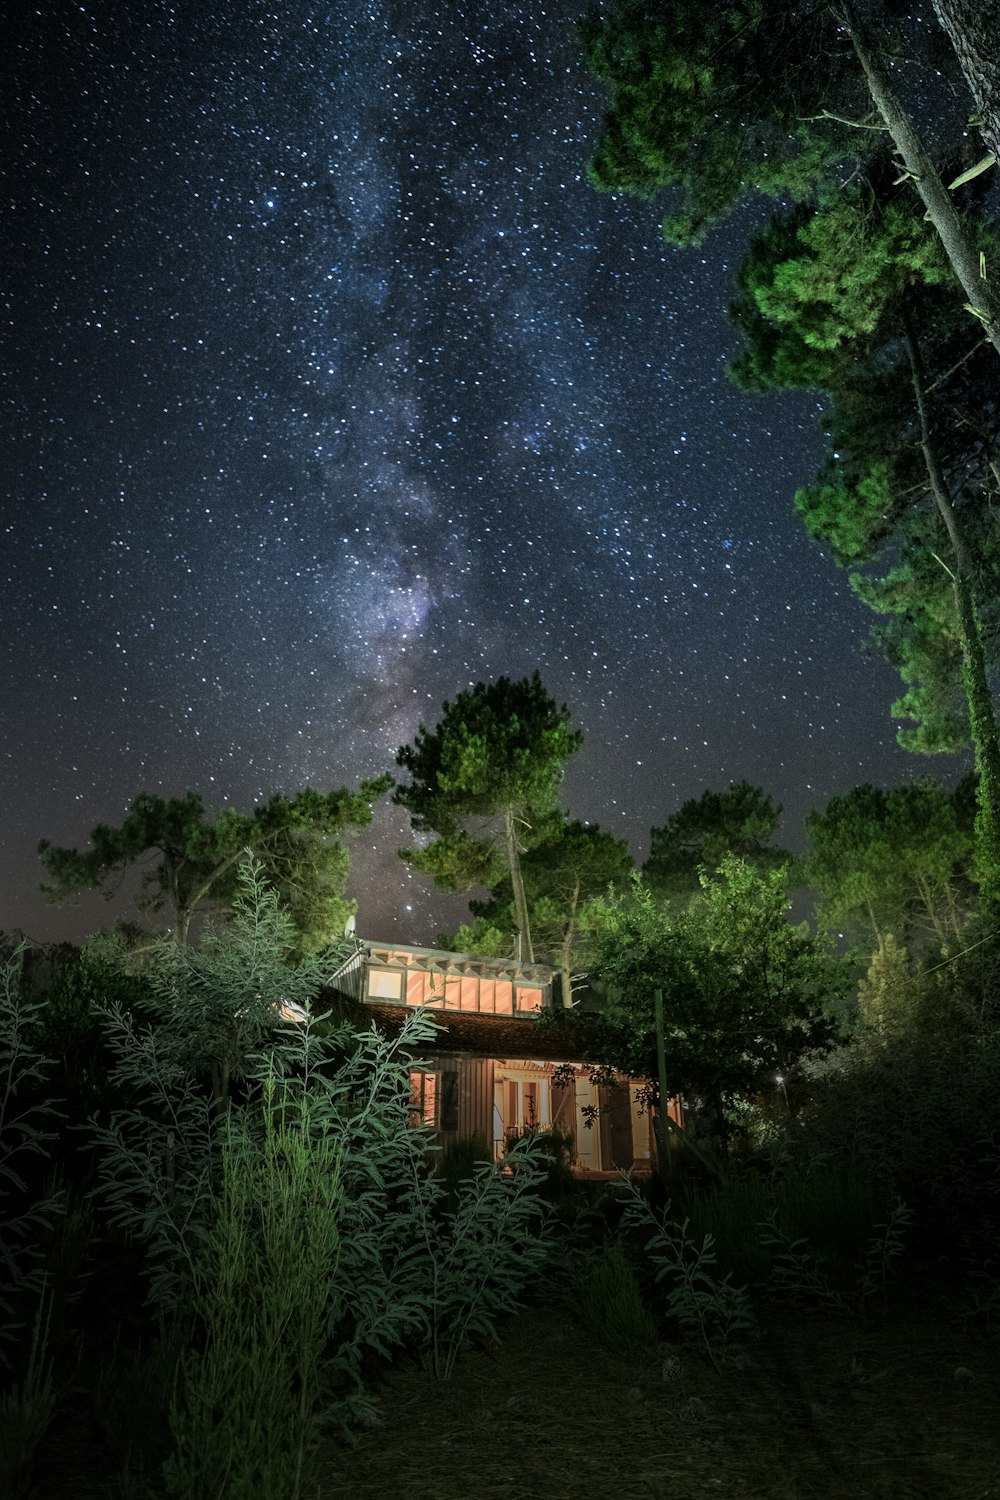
[325, 939, 679, 1176]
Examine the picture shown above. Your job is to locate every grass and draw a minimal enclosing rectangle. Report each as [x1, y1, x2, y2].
[676, 1161, 891, 1285]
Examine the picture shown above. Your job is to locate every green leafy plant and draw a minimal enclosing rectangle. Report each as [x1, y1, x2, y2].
[83, 858, 556, 1453]
[263, 990, 553, 1399]
[0, 1294, 57, 1500]
[859, 1196, 913, 1304]
[415, 1135, 552, 1381]
[619, 1178, 755, 1371]
[84, 859, 333, 1325]
[758, 1211, 845, 1311]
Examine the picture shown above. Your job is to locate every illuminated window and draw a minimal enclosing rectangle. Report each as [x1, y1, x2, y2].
[424, 974, 447, 1006]
[515, 986, 543, 1013]
[444, 976, 462, 1009]
[368, 968, 403, 1000]
[457, 976, 478, 1011]
[406, 970, 428, 1006]
[409, 1070, 437, 1127]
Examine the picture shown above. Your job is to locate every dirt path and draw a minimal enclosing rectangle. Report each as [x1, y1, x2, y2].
[322, 1288, 1000, 1500]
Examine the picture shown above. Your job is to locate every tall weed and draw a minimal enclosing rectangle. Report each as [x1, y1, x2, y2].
[576, 1237, 657, 1353]
[0, 943, 64, 1362]
[619, 1178, 755, 1371]
[0, 1294, 57, 1500]
[84, 860, 555, 1450]
[162, 1078, 341, 1500]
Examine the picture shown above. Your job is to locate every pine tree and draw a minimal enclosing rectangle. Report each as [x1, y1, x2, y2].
[395, 675, 583, 963]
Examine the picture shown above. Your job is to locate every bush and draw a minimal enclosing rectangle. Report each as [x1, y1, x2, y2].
[162, 1078, 342, 1500]
[437, 1133, 493, 1210]
[793, 1028, 1000, 1256]
[677, 1161, 892, 1285]
[81, 860, 555, 1459]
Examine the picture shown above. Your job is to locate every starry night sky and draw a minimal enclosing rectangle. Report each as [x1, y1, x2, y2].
[2, 0, 963, 947]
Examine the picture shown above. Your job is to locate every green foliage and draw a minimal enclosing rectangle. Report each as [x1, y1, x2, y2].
[735, 193, 950, 362]
[677, 1161, 891, 1288]
[0, 1295, 57, 1500]
[576, 1237, 657, 1352]
[0, 943, 65, 1368]
[396, 673, 583, 960]
[446, 921, 512, 959]
[859, 1197, 913, 1304]
[643, 781, 788, 901]
[83, 859, 555, 1441]
[727, 187, 1000, 779]
[84, 860, 335, 1321]
[796, 1016, 1000, 1252]
[580, 0, 851, 245]
[579, 860, 845, 1130]
[805, 778, 974, 947]
[38, 779, 388, 948]
[619, 1178, 755, 1371]
[856, 932, 967, 1045]
[415, 1137, 552, 1381]
[794, 462, 895, 566]
[36, 953, 147, 1122]
[457, 814, 634, 996]
[757, 1211, 845, 1310]
[395, 673, 582, 840]
[161, 1079, 342, 1500]
[436, 1132, 494, 1207]
[582, 3, 1000, 797]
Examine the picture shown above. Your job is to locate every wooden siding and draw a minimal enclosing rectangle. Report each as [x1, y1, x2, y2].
[455, 1054, 494, 1140]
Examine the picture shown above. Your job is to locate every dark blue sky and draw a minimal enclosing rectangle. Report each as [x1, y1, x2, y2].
[2, 0, 954, 946]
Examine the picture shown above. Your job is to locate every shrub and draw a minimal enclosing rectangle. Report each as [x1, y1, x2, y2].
[83, 860, 555, 1449]
[677, 1161, 892, 1286]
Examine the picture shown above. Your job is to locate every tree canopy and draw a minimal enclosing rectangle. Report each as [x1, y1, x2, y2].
[643, 781, 789, 901]
[450, 813, 634, 1003]
[582, 1, 1000, 897]
[38, 779, 391, 948]
[805, 777, 975, 949]
[727, 180, 1000, 891]
[395, 673, 583, 963]
[571, 859, 845, 1137]
[581, 0, 1000, 352]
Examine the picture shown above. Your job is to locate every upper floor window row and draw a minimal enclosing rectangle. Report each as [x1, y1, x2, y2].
[367, 966, 543, 1014]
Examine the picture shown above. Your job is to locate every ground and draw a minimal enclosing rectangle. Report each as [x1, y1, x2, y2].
[322, 1280, 999, 1500]
[30, 1273, 1000, 1499]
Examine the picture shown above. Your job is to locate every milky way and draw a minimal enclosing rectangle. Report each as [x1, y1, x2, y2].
[2, 0, 957, 945]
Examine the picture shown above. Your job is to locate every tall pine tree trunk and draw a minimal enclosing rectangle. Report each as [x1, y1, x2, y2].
[841, 1, 1000, 361]
[504, 805, 534, 963]
[931, 0, 1000, 169]
[559, 875, 581, 1008]
[904, 316, 1000, 900]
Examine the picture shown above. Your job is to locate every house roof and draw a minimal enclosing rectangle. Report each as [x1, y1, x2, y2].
[317, 989, 592, 1064]
[328, 939, 555, 988]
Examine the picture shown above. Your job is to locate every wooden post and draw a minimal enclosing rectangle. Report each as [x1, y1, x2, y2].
[653, 987, 672, 1189]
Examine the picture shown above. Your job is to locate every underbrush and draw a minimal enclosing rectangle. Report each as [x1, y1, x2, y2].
[676, 1160, 893, 1287]
[5, 872, 1000, 1496]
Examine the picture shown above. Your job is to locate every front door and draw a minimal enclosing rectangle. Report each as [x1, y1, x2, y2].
[598, 1084, 634, 1170]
